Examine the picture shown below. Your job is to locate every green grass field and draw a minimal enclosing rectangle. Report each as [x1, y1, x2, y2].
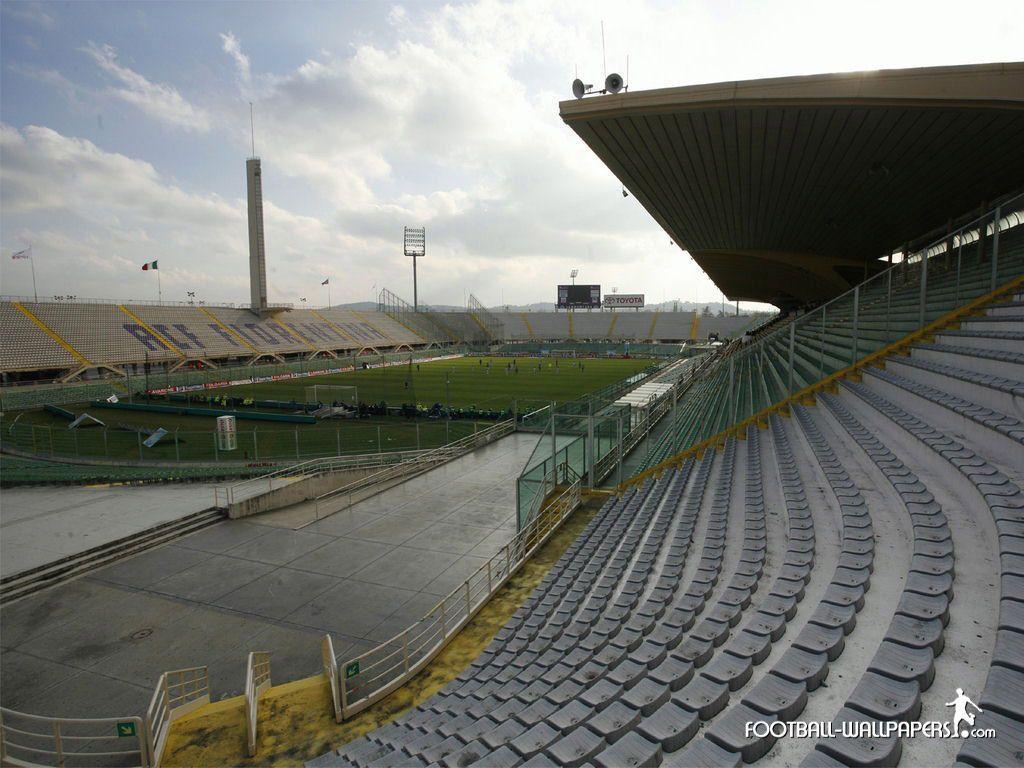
[217, 355, 653, 411]
[2, 356, 652, 464]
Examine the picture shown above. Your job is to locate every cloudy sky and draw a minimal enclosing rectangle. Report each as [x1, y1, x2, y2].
[1, 1, 1021, 310]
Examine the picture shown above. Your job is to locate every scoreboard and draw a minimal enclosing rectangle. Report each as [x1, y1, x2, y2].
[557, 284, 601, 309]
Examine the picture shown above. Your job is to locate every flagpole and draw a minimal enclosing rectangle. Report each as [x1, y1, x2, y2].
[29, 246, 37, 303]
[157, 267, 162, 303]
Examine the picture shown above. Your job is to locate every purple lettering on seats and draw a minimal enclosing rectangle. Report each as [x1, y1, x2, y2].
[245, 323, 280, 345]
[209, 324, 241, 346]
[304, 323, 331, 342]
[123, 324, 163, 351]
[152, 324, 188, 350]
[273, 323, 297, 342]
[230, 324, 258, 344]
[173, 324, 206, 349]
[359, 323, 385, 340]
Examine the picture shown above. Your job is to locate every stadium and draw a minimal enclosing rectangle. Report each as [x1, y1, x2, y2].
[1, 20, 1023, 768]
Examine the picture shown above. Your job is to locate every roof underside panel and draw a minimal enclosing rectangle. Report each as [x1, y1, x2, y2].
[560, 63, 1024, 307]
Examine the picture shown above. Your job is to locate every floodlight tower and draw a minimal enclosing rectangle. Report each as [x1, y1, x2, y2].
[570, 268, 579, 285]
[404, 227, 426, 311]
[246, 104, 268, 313]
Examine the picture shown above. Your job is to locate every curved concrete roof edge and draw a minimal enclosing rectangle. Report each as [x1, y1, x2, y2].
[559, 61, 1024, 118]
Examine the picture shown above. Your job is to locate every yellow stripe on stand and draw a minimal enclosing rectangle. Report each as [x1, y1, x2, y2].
[197, 307, 260, 354]
[647, 310, 660, 340]
[520, 313, 535, 339]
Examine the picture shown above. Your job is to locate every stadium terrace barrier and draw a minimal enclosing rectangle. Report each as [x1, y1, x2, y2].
[213, 419, 515, 518]
[215, 448, 434, 508]
[145, 666, 210, 767]
[331, 467, 582, 719]
[90, 400, 318, 423]
[517, 361, 662, 433]
[138, 351, 465, 396]
[0, 708, 151, 768]
[0, 349, 467, 411]
[310, 419, 516, 522]
[516, 355, 702, 529]
[244, 652, 271, 758]
[1, 418, 487, 466]
[636, 193, 1024, 473]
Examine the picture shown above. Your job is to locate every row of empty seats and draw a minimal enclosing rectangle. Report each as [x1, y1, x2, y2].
[312, 291, 1023, 764]
[0, 302, 431, 374]
[0, 302, 78, 372]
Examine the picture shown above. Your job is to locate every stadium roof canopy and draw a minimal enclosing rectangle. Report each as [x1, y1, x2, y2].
[560, 62, 1024, 309]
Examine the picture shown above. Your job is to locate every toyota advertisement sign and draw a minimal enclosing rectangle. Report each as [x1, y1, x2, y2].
[603, 293, 645, 308]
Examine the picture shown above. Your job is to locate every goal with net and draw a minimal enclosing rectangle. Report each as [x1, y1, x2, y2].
[304, 385, 359, 407]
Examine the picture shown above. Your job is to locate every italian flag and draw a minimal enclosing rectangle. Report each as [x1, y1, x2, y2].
[141, 260, 158, 271]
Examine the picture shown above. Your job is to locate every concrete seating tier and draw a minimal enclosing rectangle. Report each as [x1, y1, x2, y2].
[0, 302, 432, 375]
[0, 302, 78, 371]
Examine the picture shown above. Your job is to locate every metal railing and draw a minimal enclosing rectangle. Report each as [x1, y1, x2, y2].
[308, 419, 516, 522]
[0, 666, 208, 768]
[321, 635, 342, 724]
[0, 708, 150, 767]
[145, 666, 210, 767]
[637, 194, 1024, 471]
[331, 470, 582, 719]
[244, 652, 271, 758]
[214, 447, 435, 507]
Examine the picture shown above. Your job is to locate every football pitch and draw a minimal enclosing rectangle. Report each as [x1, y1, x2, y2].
[5, 356, 654, 464]
[219, 355, 654, 411]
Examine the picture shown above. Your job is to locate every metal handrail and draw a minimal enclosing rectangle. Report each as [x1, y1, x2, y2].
[309, 420, 515, 520]
[335, 474, 582, 718]
[321, 635, 342, 723]
[214, 448, 436, 507]
[705, 194, 1024, 380]
[244, 652, 271, 758]
[145, 665, 210, 767]
[1, 708, 150, 767]
[215, 417, 508, 508]
[633, 193, 1024, 476]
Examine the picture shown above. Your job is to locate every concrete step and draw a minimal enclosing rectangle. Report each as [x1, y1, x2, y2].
[0, 508, 225, 604]
[934, 330, 1024, 353]
[886, 355, 1024, 416]
[959, 315, 1024, 333]
[910, 342, 1024, 382]
[987, 300, 1024, 317]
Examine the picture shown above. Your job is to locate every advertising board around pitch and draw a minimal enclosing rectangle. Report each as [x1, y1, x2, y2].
[604, 294, 645, 308]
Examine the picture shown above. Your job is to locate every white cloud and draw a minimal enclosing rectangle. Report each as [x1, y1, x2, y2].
[0, 123, 381, 303]
[81, 42, 211, 132]
[6, 63, 84, 107]
[2, 2, 55, 30]
[220, 31, 251, 89]
[11, 0, 1021, 311]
